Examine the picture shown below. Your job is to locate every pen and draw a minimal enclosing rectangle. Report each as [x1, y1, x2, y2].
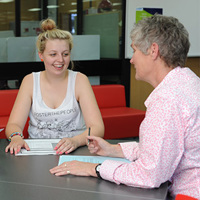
[88, 127, 91, 145]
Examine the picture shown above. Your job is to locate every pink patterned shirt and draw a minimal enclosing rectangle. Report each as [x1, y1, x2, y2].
[100, 67, 200, 199]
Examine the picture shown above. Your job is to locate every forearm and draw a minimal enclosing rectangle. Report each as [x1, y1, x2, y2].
[107, 144, 125, 158]
[92, 123, 105, 138]
[5, 122, 24, 139]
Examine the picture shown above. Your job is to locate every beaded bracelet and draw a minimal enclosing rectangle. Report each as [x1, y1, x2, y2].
[8, 132, 24, 141]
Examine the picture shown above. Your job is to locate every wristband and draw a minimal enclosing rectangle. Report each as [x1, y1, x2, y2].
[8, 132, 24, 141]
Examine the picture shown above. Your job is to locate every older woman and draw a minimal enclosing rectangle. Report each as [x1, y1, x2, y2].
[50, 15, 200, 199]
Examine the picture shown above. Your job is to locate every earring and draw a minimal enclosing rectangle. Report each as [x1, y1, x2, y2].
[41, 59, 43, 62]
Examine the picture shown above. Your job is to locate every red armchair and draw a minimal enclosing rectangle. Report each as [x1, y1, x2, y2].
[92, 84, 145, 139]
[0, 89, 29, 139]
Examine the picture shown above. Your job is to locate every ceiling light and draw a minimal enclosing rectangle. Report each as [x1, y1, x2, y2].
[28, 8, 42, 12]
[83, 0, 95, 2]
[47, 5, 59, 9]
[69, 9, 77, 13]
[0, 0, 14, 3]
[113, 3, 122, 6]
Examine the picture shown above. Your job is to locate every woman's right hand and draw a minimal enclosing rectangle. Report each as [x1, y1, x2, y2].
[87, 136, 124, 158]
[5, 136, 30, 155]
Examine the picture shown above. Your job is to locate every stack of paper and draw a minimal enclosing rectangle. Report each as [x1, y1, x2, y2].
[16, 139, 60, 156]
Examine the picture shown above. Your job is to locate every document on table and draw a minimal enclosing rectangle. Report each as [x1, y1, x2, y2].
[16, 139, 60, 156]
[58, 155, 131, 165]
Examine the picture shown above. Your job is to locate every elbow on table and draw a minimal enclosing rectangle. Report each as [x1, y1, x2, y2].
[127, 180, 164, 189]
[124, 172, 168, 189]
[140, 176, 168, 189]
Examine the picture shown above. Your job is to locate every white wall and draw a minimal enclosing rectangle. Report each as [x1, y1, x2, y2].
[125, 0, 200, 58]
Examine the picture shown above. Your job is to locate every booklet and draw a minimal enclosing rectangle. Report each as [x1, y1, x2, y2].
[58, 155, 131, 165]
[16, 139, 60, 156]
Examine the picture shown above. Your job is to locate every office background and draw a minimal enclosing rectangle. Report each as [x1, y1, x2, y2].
[0, 0, 199, 111]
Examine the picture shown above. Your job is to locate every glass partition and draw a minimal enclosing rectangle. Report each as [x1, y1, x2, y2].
[57, 0, 77, 34]
[0, 0, 15, 36]
[0, 0, 123, 63]
[0, 0, 124, 88]
[82, 0, 123, 58]
[20, 0, 41, 37]
[0, 0, 15, 89]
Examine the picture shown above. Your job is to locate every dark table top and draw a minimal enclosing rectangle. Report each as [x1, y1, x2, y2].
[0, 139, 168, 200]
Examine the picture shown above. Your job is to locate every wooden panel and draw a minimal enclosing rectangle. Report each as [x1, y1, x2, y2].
[185, 57, 200, 76]
[130, 57, 200, 111]
[130, 65, 153, 111]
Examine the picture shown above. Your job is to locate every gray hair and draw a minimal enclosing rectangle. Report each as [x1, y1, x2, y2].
[130, 14, 190, 67]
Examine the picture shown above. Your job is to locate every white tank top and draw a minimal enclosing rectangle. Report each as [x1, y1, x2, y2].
[28, 70, 86, 138]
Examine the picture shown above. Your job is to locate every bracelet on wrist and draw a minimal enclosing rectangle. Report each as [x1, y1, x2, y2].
[8, 132, 24, 141]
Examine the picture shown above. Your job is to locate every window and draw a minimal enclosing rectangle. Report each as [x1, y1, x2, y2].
[82, 0, 123, 58]
[20, 0, 41, 37]
[0, 0, 15, 36]
[0, 0, 126, 90]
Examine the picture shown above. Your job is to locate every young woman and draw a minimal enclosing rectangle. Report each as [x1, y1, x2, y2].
[5, 18, 104, 155]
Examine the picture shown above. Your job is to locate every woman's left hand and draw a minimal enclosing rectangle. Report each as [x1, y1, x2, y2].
[54, 138, 78, 154]
[49, 161, 97, 177]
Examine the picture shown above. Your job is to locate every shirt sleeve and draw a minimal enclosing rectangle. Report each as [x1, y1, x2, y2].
[119, 141, 140, 161]
[100, 96, 185, 188]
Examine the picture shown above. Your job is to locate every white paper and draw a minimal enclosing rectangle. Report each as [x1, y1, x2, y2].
[0, 128, 4, 132]
[16, 139, 60, 156]
[58, 155, 131, 166]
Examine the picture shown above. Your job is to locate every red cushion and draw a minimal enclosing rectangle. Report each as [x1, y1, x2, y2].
[0, 116, 8, 139]
[0, 89, 29, 139]
[0, 116, 29, 139]
[92, 84, 126, 108]
[101, 107, 145, 139]
[0, 116, 8, 128]
[0, 89, 18, 116]
[0, 90, 18, 139]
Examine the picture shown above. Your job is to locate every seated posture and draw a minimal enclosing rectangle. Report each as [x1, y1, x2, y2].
[50, 15, 200, 200]
[5, 18, 104, 155]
